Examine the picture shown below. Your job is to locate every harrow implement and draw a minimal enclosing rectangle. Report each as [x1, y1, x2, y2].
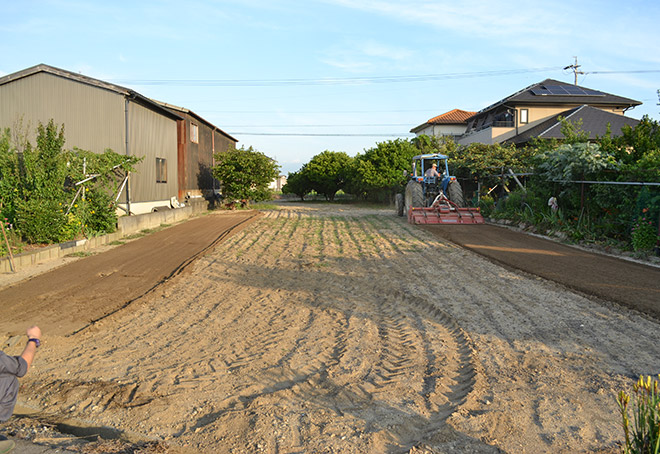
[408, 193, 484, 225]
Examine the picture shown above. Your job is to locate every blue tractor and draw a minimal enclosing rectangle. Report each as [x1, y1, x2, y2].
[396, 153, 483, 224]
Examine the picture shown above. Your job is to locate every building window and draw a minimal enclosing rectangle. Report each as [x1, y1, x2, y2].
[190, 123, 199, 143]
[156, 157, 167, 183]
[520, 109, 529, 124]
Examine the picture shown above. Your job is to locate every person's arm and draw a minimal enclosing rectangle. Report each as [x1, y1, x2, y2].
[20, 325, 41, 371]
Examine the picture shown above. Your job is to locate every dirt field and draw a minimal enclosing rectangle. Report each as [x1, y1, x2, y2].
[2, 203, 660, 453]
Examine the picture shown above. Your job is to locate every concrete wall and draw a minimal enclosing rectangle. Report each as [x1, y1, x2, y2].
[413, 124, 466, 138]
[116, 199, 208, 234]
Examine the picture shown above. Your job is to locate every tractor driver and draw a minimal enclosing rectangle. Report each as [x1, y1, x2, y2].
[424, 163, 440, 178]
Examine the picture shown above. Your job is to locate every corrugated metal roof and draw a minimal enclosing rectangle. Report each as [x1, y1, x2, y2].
[153, 100, 238, 142]
[0, 64, 182, 121]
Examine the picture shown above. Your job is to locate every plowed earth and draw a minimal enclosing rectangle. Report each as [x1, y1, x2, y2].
[1, 204, 659, 454]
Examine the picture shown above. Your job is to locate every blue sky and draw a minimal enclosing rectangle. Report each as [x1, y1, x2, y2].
[2, 0, 659, 174]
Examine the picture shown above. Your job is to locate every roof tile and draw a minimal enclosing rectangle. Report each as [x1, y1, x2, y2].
[427, 108, 476, 124]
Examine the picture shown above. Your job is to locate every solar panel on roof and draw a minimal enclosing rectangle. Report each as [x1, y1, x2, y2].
[564, 86, 584, 94]
[531, 84, 605, 97]
[531, 88, 550, 95]
[545, 85, 570, 95]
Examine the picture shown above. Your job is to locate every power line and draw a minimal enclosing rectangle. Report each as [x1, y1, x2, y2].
[229, 132, 413, 137]
[223, 123, 412, 128]
[200, 108, 443, 114]
[586, 70, 660, 75]
[112, 67, 562, 87]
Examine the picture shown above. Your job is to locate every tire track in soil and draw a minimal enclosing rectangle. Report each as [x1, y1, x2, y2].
[186, 212, 350, 423]
[347, 215, 479, 450]
[15, 206, 660, 453]
[306, 214, 474, 447]
[22, 207, 484, 453]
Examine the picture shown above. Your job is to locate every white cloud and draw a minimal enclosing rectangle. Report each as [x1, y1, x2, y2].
[325, 0, 660, 65]
[320, 39, 416, 73]
[320, 58, 374, 72]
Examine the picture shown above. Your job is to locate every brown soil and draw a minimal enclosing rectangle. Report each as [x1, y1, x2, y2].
[1, 203, 659, 454]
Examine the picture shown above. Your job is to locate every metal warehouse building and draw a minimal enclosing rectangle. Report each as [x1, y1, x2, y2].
[0, 64, 215, 215]
[155, 101, 237, 202]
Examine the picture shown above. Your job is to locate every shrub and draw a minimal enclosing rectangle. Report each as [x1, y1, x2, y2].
[617, 375, 660, 454]
[479, 194, 495, 217]
[82, 190, 117, 234]
[15, 198, 69, 243]
[631, 214, 658, 251]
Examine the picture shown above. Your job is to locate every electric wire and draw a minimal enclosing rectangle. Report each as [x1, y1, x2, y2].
[228, 132, 414, 137]
[112, 66, 563, 87]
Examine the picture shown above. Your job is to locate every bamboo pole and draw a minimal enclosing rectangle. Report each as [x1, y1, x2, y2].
[0, 210, 16, 273]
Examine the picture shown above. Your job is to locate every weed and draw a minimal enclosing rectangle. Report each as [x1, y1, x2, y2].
[108, 240, 125, 246]
[123, 232, 145, 240]
[617, 375, 660, 454]
[252, 202, 280, 210]
[631, 214, 658, 252]
[66, 251, 94, 258]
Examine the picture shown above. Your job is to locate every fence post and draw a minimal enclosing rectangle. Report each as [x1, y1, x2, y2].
[656, 211, 660, 256]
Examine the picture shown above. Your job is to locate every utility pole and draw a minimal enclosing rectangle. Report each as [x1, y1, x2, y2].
[564, 56, 584, 85]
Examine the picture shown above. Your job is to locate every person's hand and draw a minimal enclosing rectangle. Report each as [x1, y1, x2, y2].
[26, 325, 41, 340]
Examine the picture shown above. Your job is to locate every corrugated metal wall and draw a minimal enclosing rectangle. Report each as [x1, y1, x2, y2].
[213, 131, 235, 156]
[0, 72, 125, 153]
[128, 102, 178, 202]
[176, 115, 236, 197]
[0, 71, 179, 205]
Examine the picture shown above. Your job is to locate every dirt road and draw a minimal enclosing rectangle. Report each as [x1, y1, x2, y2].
[0, 211, 260, 337]
[1, 203, 659, 453]
[421, 223, 660, 319]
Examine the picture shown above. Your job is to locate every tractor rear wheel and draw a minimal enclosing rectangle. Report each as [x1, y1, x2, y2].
[395, 193, 404, 217]
[447, 180, 465, 207]
[404, 180, 424, 216]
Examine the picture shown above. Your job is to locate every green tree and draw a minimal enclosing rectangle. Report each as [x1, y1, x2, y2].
[304, 150, 352, 201]
[347, 138, 418, 202]
[447, 142, 525, 180]
[62, 147, 141, 235]
[13, 120, 69, 243]
[282, 169, 312, 201]
[614, 116, 660, 169]
[0, 121, 142, 244]
[535, 142, 618, 183]
[212, 146, 280, 205]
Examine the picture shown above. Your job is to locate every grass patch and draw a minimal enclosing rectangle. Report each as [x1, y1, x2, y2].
[123, 232, 145, 240]
[253, 202, 280, 210]
[108, 240, 125, 246]
[66, 251, 94, 258]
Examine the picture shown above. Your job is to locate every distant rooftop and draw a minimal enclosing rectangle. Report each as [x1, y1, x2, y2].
[410, 108, 476, 133]
[505, 104, 640, 145]
[471, 79, 641, 119]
